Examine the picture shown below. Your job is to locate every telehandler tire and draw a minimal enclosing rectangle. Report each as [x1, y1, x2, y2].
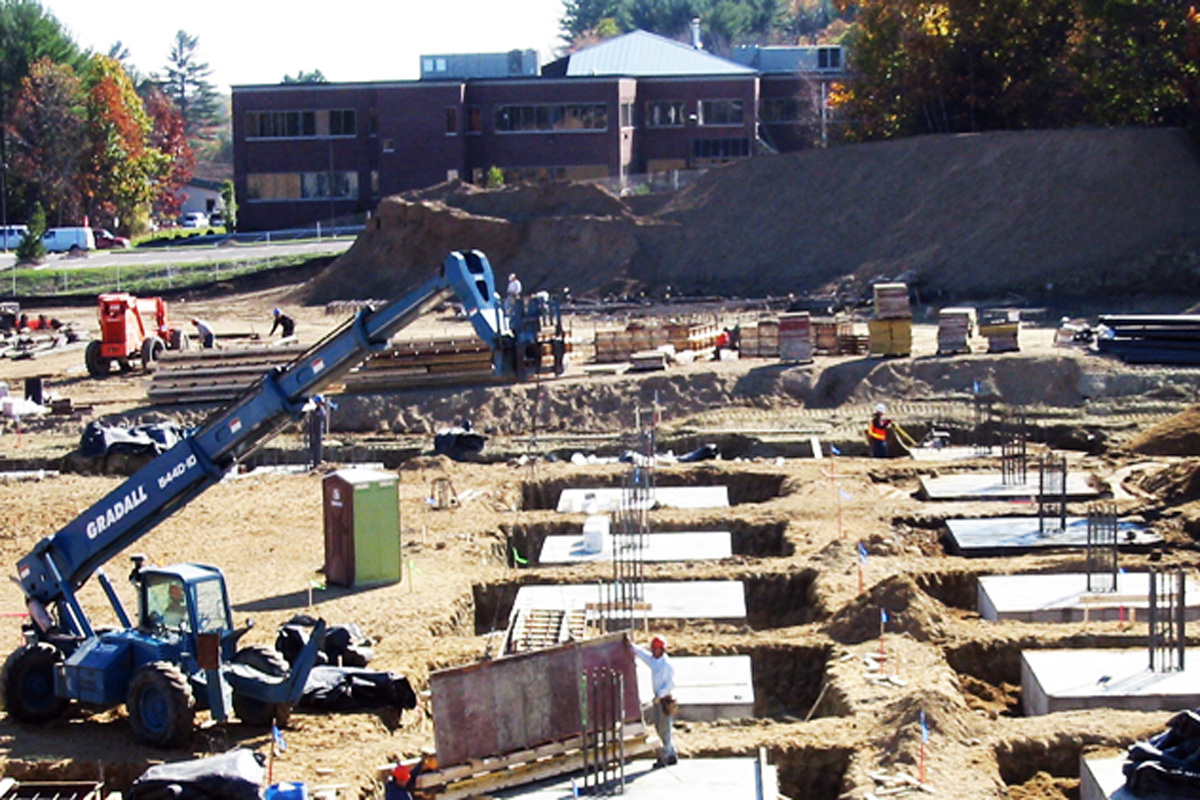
[1, 642, 68, 723]
[127, 661, 195, 748]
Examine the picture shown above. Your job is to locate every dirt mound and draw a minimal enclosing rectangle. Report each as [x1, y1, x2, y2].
[825, 573, 949, 644]
[1127, 405, 1200, 455]
[1131, 458, 1200, 504]
[306, 127, 1200, 307]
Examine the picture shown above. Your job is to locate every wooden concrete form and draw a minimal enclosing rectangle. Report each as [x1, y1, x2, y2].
[978, 572, 1199, 623]
[538, 531, 732, 564]
[148, 344, 305, 404]
[512, 581, 747, 623]
[909, 445, 995, 462]
[557, 486, 730, 513]
[636, 655, 755, 721]
[1022, 649, 1200, 716]
[920, 471, 1101, 501]
[946, 517, 1159, 557]
[490, 756, 778, 800]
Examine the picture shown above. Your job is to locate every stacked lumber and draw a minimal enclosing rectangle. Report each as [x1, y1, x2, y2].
[779, 311, 813, 362]
[739, 319, 779, 357]
[1095, 314, 1200, 364]
[340, 336, 499, 393]
[594, 321, 718, 363]
[870, 282, 912, 356]
[873, 282, 912, 319]
[812, 318, 854, 354]
[148, 345, 307, 404]
[629, 350, 669, 372]
[937, 306, 976, 355]
[978, 310, 1020, 353]
[838, 328, 870, 355]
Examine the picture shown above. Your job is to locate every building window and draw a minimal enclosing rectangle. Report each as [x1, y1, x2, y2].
[245, 110, 316, 139]
[246, 171, 359, 201]
[692, 137, 751, 162]
[620, 102, 634, 128]
[468, 106, 482, 133]
[699, 99, 744, 126]
[646, 101, 685, 127]
[818, 46, 842, 71]
[382, 139, 395, 153]
[329, 109, 356, 136]
[493, 103, 607, 133]
[371, 170, 380, 195]
[446, 107, 458, 135]
[761, 97, 801, 123]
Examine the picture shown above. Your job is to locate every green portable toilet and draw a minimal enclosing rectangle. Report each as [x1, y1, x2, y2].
[322, 468, 401, 587]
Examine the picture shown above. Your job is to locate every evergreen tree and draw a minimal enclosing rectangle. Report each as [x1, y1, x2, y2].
[161, 30, 220, 139]
[15, 200, 44, 263]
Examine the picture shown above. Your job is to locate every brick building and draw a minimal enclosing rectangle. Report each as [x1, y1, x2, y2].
[231, 30, 844, 231]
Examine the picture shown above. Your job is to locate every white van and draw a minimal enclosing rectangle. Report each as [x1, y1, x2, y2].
[0, 225, 28, 250]
[42, 227, 95, 253]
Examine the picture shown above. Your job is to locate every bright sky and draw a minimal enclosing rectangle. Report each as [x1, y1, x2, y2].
[41, 0, 569, 91]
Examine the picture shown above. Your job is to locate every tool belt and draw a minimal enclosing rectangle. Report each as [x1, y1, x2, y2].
[659, 695, 678, 717]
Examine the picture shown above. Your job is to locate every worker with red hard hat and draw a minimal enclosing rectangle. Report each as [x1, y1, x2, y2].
[631, 634, 677, 767]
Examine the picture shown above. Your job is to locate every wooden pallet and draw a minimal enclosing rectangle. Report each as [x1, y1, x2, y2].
[415, 724, 652, 800]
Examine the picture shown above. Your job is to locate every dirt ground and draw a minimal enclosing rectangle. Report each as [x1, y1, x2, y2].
[2, 285, 1200, 800]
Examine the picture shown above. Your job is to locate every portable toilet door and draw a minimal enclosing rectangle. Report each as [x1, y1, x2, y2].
[322, 468, 401, 587]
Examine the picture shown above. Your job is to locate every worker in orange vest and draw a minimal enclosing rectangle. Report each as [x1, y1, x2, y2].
[868, 402, 892, 458]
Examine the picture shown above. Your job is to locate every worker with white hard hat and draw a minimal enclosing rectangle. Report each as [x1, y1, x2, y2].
[868, 402, 893, 458]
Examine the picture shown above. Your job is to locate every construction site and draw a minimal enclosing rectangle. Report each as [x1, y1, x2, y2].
[2, 127, 1200, 800]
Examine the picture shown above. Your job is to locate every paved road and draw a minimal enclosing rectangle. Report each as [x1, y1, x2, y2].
[0, 237, 354, 271]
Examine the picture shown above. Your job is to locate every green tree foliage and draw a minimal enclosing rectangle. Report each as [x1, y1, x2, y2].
[161, 30, 221, 139]
[836, 0, 1200, 139]
[83, 55, 169, 235]
[144, 86, 193, 223]
[282, 69, 328, 84]
[15, 199, 44, 263]
[220, 178, 237, 231]
[8, 56, 86, 225]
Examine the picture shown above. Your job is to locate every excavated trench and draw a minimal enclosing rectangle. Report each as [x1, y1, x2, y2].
[519, 471, 788, 510]
[502, 520, 792, 566]
[751, 644, 841, 719]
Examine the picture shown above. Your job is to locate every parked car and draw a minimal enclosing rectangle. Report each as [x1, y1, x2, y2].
[208, 211, 225, 227]
[42, 226, 95, 253]
[0, 224, 28, 250]
[92, 229, 132, 249]
[180, 212, 209, 228]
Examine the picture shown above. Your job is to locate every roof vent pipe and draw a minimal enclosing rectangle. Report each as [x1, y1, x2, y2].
[690, 18, 703, 49]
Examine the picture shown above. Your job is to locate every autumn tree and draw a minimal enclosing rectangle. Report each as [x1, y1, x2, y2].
[143, 85, 193, 224]
[83, 55, 168, 235]
[283, 69, 328, 84]
[7, 56, 86, 224]
[161, 30, 220, 139]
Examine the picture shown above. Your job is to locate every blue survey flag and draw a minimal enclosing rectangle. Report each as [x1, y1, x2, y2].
[858, 542, 868, 564]
[272, 724, 287, 752]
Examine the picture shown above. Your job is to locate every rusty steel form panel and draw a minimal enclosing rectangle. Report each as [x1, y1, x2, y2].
[431, 633, 640, 768]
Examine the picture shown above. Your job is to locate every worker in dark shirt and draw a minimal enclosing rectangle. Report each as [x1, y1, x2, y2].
[269, 307, 295, 338]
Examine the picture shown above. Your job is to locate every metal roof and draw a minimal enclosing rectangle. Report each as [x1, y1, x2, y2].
[564, 30, 755, 77]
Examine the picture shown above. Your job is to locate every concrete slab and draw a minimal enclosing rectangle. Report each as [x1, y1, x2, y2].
[492, 757, 777, 799]
[919, 472, 1100, 501]
[1022, 649, 1200, 716]
[539, 531, 733, 564]
[1080, 755, 1153, 800]
[558, 486, 730, 513]
[636, 655, 754, 722]
[946, 517, 1159, 557]
[979, 572, 1198, 623]
[512, 581, 746, 623]
[909, 446, 995, 462]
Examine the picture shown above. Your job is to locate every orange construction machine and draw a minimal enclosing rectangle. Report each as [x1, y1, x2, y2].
[85, 293, 187, 376]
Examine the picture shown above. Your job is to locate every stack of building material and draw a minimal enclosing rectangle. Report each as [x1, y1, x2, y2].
[978, 310, 1021, 353]
[812, 318, 854, 354]
[837, 325, 870, 355]
[779, 312, 813, 362]
[629, 349, 670, 372]
[937, 306, 976, 355]
[869, 282, 913, 356]
[340, 336, 498, 392]
[148, 345, 307, 404]
[1095, 314, 1200, 364]
[594, 321, 719, 363]
[739, 319, 779, 357]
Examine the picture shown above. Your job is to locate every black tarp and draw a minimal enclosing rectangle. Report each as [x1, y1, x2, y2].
[1124, 707, 1200, 796]
[127, 748, 264, 800]
[79, 421, 185, 459]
